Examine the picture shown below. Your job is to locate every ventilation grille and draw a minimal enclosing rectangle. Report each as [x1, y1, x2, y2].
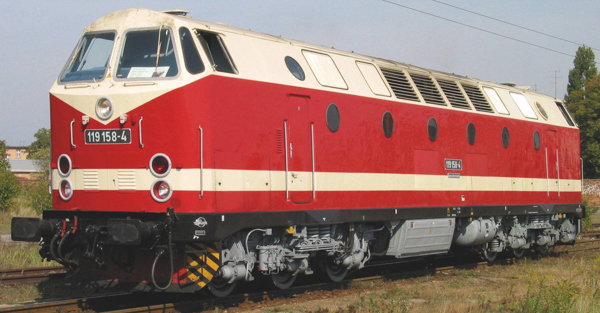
[380, 68, 419, 102]
[409, 73, 445, 106]
[276, 129, 284, 154]
[436, 79, 471, 110]
[83, 170, 99, 190]
[117, 170, 136, 190]
[462, 84, 493, 113]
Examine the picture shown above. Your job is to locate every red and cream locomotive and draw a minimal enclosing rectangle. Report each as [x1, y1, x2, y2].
[12, 9, 584, 296]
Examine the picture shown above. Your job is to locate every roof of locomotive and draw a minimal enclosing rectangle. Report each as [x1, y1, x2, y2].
[66, 8, 577, 128]
[85, 8, 545, 98]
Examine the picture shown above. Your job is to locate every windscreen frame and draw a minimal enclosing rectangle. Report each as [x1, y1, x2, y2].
[58, 30, 117, 84]
[114, 26, 182, 81]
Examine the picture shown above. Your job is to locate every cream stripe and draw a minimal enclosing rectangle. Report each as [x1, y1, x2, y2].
[52, 169, 582, 193]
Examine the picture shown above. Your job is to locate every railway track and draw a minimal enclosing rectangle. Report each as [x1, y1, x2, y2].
[582, 230, 600, 238]
[2, 241, 599, 313]
[0, 266, 66, 285]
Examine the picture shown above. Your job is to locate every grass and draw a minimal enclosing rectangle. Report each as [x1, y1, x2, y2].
[583, 194, 600, 231]
[0, 242, 57, 269]
[259, 253, 600, 313]
[0, 203, 57, 269]
[0, 284, 41, 305]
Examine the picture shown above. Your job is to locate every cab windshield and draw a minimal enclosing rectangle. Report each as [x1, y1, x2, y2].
[116, 29, 179, 79]
[60, 32, 115, 83]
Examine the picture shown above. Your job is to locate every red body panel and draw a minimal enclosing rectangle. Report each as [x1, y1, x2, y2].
[50, 75, 582, 213]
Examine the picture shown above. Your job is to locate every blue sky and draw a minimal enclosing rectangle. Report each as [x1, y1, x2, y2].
[1, 1, 599, 145]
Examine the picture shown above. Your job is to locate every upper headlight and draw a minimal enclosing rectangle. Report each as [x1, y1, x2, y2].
[96, 98, 113, 120]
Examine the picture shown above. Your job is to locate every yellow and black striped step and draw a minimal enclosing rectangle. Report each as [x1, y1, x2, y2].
[185, 243, 220, 289]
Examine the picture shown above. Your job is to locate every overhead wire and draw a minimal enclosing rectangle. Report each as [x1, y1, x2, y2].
[432, 0, 600, 52]
[380, 0, 588, 61]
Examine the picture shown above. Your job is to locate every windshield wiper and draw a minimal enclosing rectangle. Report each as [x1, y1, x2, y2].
[155, 25, 163, 74]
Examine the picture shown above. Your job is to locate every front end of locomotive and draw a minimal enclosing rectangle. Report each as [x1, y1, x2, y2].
[11, 9, 219, 292]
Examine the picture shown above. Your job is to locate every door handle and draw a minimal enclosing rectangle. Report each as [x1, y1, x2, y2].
[292, 173, 298, 179]
[289, 143, 293, 158]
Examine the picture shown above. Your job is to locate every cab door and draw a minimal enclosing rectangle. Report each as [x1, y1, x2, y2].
[286, 95, 313, 204]
[546, 130, 559, 200]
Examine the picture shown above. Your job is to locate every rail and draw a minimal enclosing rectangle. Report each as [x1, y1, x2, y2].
[3, 240, 599, 313]
[0, 266, 66, 285]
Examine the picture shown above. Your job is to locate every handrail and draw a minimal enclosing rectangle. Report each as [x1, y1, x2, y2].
[70, 119, 76, 149]
[557, 149, 560, 197]
[139, 117, 144, 148]
[545, 147, 549, 197]
[581, 158, 584, 190]
[311, 123, 316, 200]
[284, 121, 289, 200]
[199, 126, 204, 199]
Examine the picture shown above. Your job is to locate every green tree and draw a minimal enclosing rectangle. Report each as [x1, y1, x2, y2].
[0, 140, 10, 171]
[565, 46, 598, 104]
[568, 74, 600, 178]
[0, 170, 20, 211]
[24, 128, 52, 212]
[0, 140, 20, 210]
[24, 176, 52, 213]
[27, 128, 51, 176]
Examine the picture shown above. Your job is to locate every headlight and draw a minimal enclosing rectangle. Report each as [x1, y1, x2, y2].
[57, 154, 72, 177]
[158, 183, 170, 198]
[59, 179, 73, 201]
[151, 180, 172, 203]
[96, 97, 113, 120]
[150, 153, 171, 177]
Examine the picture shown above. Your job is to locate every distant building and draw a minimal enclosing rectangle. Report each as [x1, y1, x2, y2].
[5, 146, 38, 185]
[9, 159, 39, 185]
[5, 146, 29, 160]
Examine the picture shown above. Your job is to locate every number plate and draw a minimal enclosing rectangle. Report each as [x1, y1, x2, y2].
[85, 129, 131, 144]
[444, 159, 462, 171]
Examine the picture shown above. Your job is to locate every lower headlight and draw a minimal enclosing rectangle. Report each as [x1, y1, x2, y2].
[151, 180, 172, 203]
[59, 179, 73, 201]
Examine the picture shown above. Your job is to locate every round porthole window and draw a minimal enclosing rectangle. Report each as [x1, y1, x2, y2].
[326, 103, 340, 132]
[285, 56, 305, 81]
[467, 123, 476, 145]
[382, 112, 394, 138]
[428, 117, 438, 142]
[533, 130, 541, 151]
[502, 127, 510, 148]
[535, 102, 548, 120]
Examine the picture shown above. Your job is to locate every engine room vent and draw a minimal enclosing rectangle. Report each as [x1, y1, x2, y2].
[436, 78, 471, 110]
[83, 169, 99, 190]
[409, 73, 446, 106]
[276, 129, 284, 154]
[461, 84, 494, 113]
[379, 67, 420, 102]
[117, 170, 136, 190]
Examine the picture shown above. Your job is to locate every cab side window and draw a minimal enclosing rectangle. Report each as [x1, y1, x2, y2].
[196, 31, 237, 74]
[179, 27, 204, 74]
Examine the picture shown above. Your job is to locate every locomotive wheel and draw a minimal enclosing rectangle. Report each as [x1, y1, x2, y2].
[271, 272, 297, 289]
[324, 261, 348, 282]
[512, 248, 526, 258]
[482, 248, 497, 262]
[536, 245, 549, 255]
[207, 278, 238, 297]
